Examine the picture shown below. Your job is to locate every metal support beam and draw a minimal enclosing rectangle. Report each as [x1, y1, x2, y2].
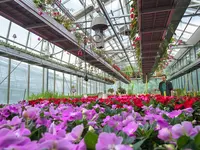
[54, 70, 56, 93]
[7, 59, 11, 104]
[96, 0, 134, 71]
[50, 38, 68, 43]
[183, 13, 200, 17]
[27, 65, 30, 98]
[105, 50, 134, 53]
[25, 24, 48, 29]
[42, 68, 45, 93]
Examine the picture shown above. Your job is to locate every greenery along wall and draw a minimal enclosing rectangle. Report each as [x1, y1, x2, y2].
[106, 78, 161, 94]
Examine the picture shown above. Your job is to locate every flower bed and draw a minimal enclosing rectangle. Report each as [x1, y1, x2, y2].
[0, 95, 200, 150]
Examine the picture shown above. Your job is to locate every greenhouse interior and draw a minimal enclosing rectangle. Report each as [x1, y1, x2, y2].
[0, 0, 200, 149]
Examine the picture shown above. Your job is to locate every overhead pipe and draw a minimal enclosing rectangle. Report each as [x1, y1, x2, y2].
[96, 0, 134, 71]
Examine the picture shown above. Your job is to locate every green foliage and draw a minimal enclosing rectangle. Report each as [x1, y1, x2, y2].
[108, 88, 114, 94]
[128, 81, 134, 95]
[28, 91, 97, 100]
[176, 134, 200, 150]
[28, 91, 65, 100]
[102, 125, 114, 133]
[84, 131, 98, 150]
[177, 135, 190, 149]
[133, 138, 146, 150]
[174, 88, 186, 97]
[122, 66, 134, 77]
[197, 52, 200, 59]
[29, 125, 47, 141]
[117, 87, 126, 94]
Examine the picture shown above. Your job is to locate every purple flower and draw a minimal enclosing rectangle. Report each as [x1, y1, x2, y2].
[22, 107, 40, 120]
[96, 132, 132, 150]
[172, 121, 196, 139]
[14, 123, 31, 137]
[65, 124, 84, 142]
[122, 121, 138, 136]
[10, 116, 22, 126]
[167, 110, 182, 118]
[39, 139, 77, 150]
[0, 129, 33, 149]
[122, 115, 134, 126]
[158, 128, 172, 141]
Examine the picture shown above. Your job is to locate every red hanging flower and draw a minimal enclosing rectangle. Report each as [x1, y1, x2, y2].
[77, 50, 83, 56]
[130, 8, 135, 12]
[130, 13, 135, 19]
[38, 37, 41, 41]
[178, 40, 182, 45]
[38, 10, 43, 16]
[135, 37, 141, 41]
[132, 43, 136, 47]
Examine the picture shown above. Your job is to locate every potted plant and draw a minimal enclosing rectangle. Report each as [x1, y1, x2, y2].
[108, 88, 114, 94]
[117, 87, 126, 95]
[74, 32, 83, 46]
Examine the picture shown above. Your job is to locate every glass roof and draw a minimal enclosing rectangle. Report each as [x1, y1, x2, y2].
[170, 0, 200, 59]
[60, 0, 135, 70]
[60, 0, 200, 72]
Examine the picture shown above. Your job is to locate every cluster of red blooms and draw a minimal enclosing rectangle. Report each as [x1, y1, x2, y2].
[28, 94, 199, 110]
[112, 64, 120, 71]
[112, 64, 131, 81]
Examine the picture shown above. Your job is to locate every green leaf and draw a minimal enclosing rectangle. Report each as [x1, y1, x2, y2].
[195, 133, 200, 148]
[133, 138, 146, 150]
[118, 131, 135, 144]
[177, 135, 190, 149]
[84, 131, 98, 150]
[40, 112, 44, 118]
[103, 125, 114, 133]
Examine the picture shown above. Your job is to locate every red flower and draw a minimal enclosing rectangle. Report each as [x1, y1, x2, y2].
[184, 99, 195, 108]
[174, 104, 184, 110]
[132, 43, 136, 47]
[38, 11, 43, 16]
[178, 40, 182, 45]
[130, 8, 135, 12]
[130, 13, 135, 19]
[135, 37, 141, 41]
[77, 50, 83, 56]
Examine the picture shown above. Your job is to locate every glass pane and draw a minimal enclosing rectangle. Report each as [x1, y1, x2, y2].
[28, 33, 42, 52]
[64, 73, 70, 95]
[0, 57, 8, 104]
[29, 65, 43, 95]
[8, 23, 28, 48]
[48, 69, 54, 92]
[192, 70, 198, 91]
[0, 16, 10, 41]
[10, 60, 28, 104]
[55, 71, 63, 94]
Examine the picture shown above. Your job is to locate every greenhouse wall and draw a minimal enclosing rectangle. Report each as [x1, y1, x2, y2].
[0, 16, 105, 104]
[169, 42, 200, 92]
